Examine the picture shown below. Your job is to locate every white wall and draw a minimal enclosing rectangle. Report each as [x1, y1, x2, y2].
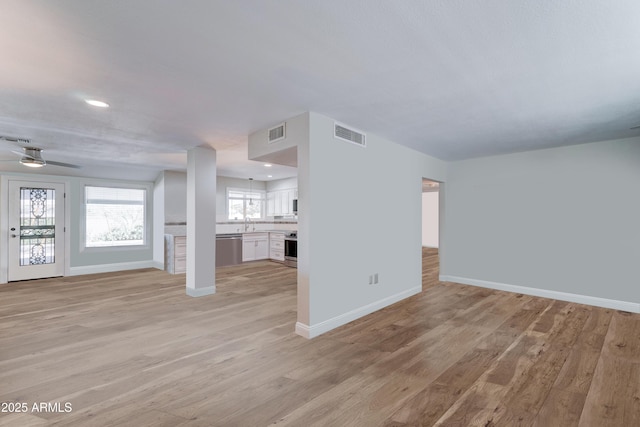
[248, 113, 305, 162]
[153, 172, 165, 268]
[164, 171, 187, 224]
[154, 170, 188, 266]
[157, 172, 267, 224]
[422, 191, 439, 247]
[0, 171, 154, 278]
[69, 179, 154, 269]
[266, 176, 297, 192]
[156, 172, 292, 226]
[297, 112, 448, 337]
[216, 176, 267, 221]
[441, 137, 640, 311]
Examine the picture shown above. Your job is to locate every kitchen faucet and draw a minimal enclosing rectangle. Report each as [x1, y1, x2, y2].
[244, 217, 255, 232]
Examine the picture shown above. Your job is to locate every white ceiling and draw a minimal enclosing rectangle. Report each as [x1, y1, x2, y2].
[1, 1, 639, 181]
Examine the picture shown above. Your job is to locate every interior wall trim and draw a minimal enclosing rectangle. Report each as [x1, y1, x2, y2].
[294, 322, 311, 339]
[439, 275, 640, 313]
[295, 286, 422, 339]
[70, 260, 155, 276]
[186, 286, 216, 298]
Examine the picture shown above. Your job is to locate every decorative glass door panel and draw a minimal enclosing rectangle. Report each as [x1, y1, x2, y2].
[20, 188, 56, 266]
[8, 181, 65, 281]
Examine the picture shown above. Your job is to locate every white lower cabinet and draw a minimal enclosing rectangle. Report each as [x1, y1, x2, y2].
[269, 232, 285, 262]
[242, 233, 269, 262]
[255, 239, 269, 260]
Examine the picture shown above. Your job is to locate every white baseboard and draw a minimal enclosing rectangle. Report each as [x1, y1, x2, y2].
[70, 260, 156, 276]
[152, 260, 164, 270]
[295, 286, 422, 339]
[439, 275, 640, 313]
[186, 286, 216, 297]
[295, 322, 311, 339]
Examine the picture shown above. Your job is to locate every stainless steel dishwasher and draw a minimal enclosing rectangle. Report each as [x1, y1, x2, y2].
[216, 234, 243, 267]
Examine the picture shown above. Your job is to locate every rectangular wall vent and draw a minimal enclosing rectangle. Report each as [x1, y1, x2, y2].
[268, 123, 286, 143]
[0, 135, 31, 144]
[334, 123, 366, 147]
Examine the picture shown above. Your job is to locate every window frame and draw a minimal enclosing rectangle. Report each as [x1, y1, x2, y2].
[227, 187, 266, 221]
[81, 183, 151, 252]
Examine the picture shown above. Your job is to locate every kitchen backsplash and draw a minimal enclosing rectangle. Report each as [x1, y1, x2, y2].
[165, 220, 297, 236]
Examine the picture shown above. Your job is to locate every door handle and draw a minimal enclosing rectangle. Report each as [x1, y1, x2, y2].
[11, 234, 17, 238]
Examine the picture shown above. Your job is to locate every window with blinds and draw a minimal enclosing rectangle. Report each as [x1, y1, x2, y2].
[85, 186, 146, 247]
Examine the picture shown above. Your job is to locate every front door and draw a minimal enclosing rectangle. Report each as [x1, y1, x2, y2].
[8, 181, 66, 281]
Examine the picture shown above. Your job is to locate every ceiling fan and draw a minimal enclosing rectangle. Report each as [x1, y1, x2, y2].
[0, 136, 81, 169]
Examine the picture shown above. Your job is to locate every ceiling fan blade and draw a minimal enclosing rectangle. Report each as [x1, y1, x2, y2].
[10, 150, 34, 159]
[45, 160, 82, 169]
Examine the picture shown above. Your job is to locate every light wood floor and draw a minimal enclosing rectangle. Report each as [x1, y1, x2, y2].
[1, 248, 638, 426]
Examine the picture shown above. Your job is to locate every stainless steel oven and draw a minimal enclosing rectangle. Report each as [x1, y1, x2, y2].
[284, 232, 297, 268]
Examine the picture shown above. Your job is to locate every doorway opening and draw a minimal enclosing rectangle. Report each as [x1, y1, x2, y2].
[421, 178, 440, 290]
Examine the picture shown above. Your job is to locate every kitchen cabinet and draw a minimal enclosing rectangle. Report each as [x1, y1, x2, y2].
[165, 234, 186, 274]
[269, 232, 285, 262]
[266, 188, 297, 217]
[267, 191, 285, 216]
[266, 192, 276, 217]
[279, 191, 290, 215]
[256, 239, 269, 260]
[242, 233, 269, 262]
[287, 188, 297, 213]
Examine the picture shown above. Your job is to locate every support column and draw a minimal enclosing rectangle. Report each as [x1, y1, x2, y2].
[186, 145, 216, 297]
[295, 114, 311, 338]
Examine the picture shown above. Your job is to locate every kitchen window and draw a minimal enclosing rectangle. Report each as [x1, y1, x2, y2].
[84, 186, 147, 247]
[228, 188, 265, 220]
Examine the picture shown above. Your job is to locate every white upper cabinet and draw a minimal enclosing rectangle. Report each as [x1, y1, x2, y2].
[266, 187, 297, 217]
[266, 192, 276, 217]
[280, 190, 290, 215]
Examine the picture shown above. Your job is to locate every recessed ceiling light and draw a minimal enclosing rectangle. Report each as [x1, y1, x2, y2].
[264, 163, 272, 167]
[85, 99, 109, 108]
[267, 175, 273, 178]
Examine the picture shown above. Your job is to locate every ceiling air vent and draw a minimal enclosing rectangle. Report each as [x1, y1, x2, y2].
[0, 135, 31, 144]
[334, 122, 366, 147]
[268, 123, 286, 143]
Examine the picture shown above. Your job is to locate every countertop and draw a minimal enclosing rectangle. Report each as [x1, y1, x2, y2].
[165, 230, 295, 238]
[234, 230, 294, 234]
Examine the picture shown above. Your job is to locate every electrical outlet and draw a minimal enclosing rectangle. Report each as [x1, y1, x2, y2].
[374, 273, 379, 284]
